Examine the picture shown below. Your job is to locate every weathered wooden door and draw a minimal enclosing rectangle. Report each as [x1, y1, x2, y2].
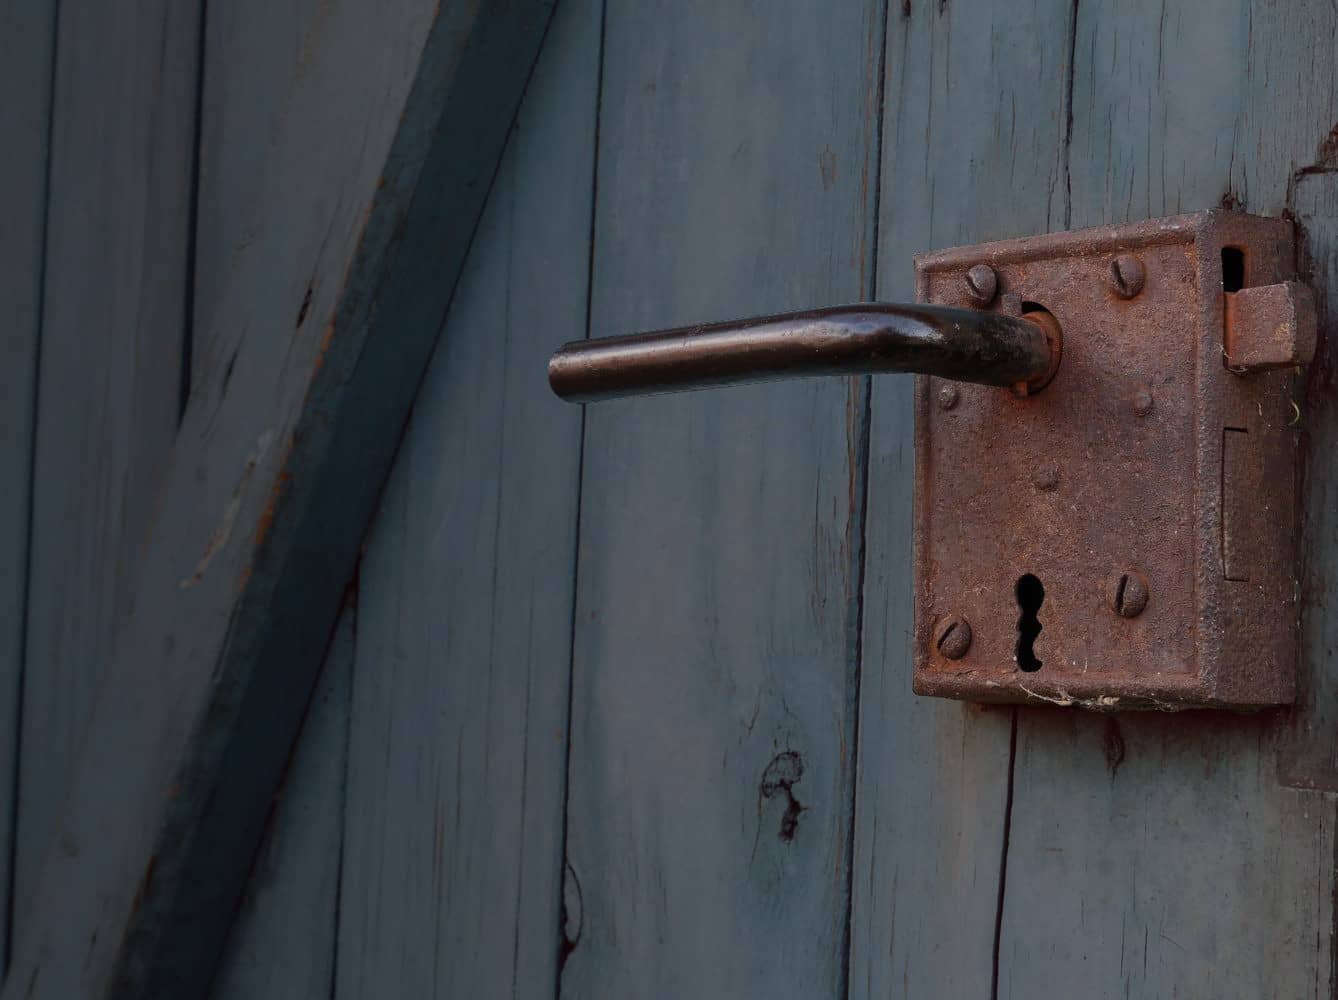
[225, 2, 1338, 995]
[6, 0, 1338, 997]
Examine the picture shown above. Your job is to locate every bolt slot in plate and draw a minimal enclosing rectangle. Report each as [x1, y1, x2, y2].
[912, 212, 1300, 710]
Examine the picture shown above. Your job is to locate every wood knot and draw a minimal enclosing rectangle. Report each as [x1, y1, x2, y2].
[759, 751, 806, 843]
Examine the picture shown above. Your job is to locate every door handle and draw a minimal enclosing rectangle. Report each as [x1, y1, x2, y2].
[547, 303, 1063, 402]
[547, 212, 1315, 710]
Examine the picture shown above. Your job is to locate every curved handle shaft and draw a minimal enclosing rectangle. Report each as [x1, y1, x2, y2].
[548, 304, 1056, 402]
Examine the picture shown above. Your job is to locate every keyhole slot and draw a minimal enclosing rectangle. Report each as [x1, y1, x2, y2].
[1221, 246, 1246, 292]
[1015, 574, 1045, 672]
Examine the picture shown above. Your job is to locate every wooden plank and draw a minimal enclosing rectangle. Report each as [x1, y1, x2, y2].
[1, 1, 557, 997]
[558, 0, 883, 994]
[210, 601, 353, 1000]
[849, 3, 1076, 996]
[0, 0, 58, 971]
[1289, 173, 1338, 792]
[195, 6, 347, 996]
[12, 0, 204, 933]
[995, 3, 1338, 996]
[191, 0, 323, 375]
[333, 2, 597, 994]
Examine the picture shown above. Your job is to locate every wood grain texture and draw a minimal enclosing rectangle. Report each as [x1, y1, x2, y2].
[211, 603, 353, 1000]
[195, 5, 348, 995]
[333, 0, 597, 994]
[13, 0, 204, 932]
[996, 2, 1338, 997]
[558, 0, 882, 994]
[1290, 172, 1338, 793]
[0, 0, 57, 971]
[849, 3, 1076, 997]
[1, 1, 557, 996]
[191, 0, 323, 376]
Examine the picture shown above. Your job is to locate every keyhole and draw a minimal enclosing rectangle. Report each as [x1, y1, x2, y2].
[1015, 574, 1045, 672]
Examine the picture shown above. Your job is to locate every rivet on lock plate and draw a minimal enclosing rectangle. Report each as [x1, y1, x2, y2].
[546, 210, 1317, 711]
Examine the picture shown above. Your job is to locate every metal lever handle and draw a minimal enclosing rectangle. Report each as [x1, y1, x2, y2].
[548, 303, 1061, 403]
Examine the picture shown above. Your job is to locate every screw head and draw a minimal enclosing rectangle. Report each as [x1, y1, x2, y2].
[1131, 387, 1154, 416]
[1111, 571, 1149, 618]
[1031, 465, 1059, 491]
[965, 264, 999, 305]
[1110, 254, 1146, 299]
[937, 384, 960, 410]
[933, 615, 973, 659]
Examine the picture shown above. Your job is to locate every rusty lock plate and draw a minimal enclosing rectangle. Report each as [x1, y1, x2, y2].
[913, 211, 1311, 709]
